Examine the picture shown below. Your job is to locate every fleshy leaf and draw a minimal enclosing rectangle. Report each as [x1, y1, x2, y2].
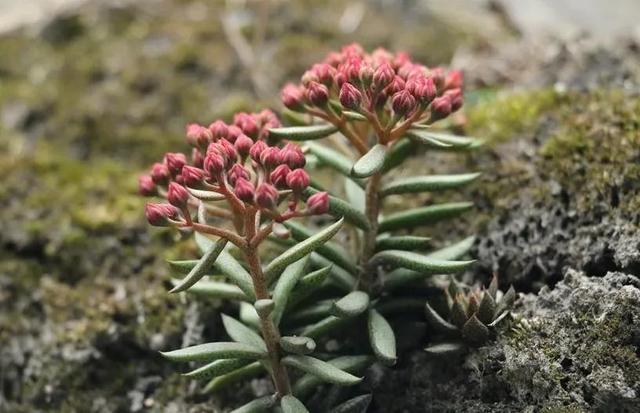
[221, 314, 266, 351]
[264, 218, 344, 283]
[427, 236, 476, 260]
[344, 177, 366, 214]
[183, 359, 252, 381]
[425, 303, 459, 334]
[424, 342, 466, 356]
[292, 356, 373, 398]
[332, 291, 370, 318]
[203, 361, 264, 393]
[272, 257, 310, 325]
[303, 187, 370, 230]
[240, 302, 261, 330]
[280, 395, 310, 413]
[187, 187, 227, 201]
[461, 314, 490, 344]
[170, 238, 228, 293]
[381, 138, 416, 173]
[254, 299, 275, 318]
[378, 202, 473, 232]
[280, 336, 316, 355]
[230, 396, 276, 413]
[168, 259, 197, 275]
[299, 315, 348, 339]
[286, 300, 333, 325]
[304, 142, 364, 187]
[381, 173, 481, 197]
[269, 124, 338, 141]
[282, 355, 362, 385]
[351, 143, 387, 178]
[368, 309, 397, 365]
[309, 254, 356, 292]
[171, 279, 249, 301]
[372, 250, 474, 274]
[284, 221, 357, 274]
[288, 266, 332, 306]
[342, 110, 367, 121]
[331, 394, 372, 413]
[406, 129, 483, 150]
[160, 342, 266, 362]
[375, 235, 431, 251]
[477, 292, 496, 324]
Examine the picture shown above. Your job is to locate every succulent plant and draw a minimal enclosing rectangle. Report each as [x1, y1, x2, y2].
[424, 276, 516, 355]
[138, 44, 496, 411]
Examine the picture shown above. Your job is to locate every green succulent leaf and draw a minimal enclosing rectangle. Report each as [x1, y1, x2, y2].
[372, 250, 474, 274]
[168, 259, 197, 275]
[330, 394, 373, 413]
[378, 202, 474, 232]
[424, 342, 466, 356]
[342, 110, 368, 121]
[269, 124, 338, 141]
[381, 138, 416, 173]
[280, 336, 316, 355]
[427, 236, 476, 260]
[183, 359, 252, 381]
[461, 314, 490, 344]
[332, 291, 370, 318]
[170, 238, 228, 293]
[288, 266, 332, 306]
[230, 396, 276, 413]
[344, 177, 366, 214]
[287, 300, 334, 325]
[425, 303, 459, 334]
[264, 218, 344, 284]
[254, 299, 275, 318]
[170, 279, 250, 301]
[284, 221, 357, 274]
[406, 129, 483, 150]
[477, 292, 497, 324]
[280, 395, 310, 413]
[203, 361, 264, 393]
[303, 187, 370, 231]
[309, 254, 356, 291]
[304, 142, 364, 187]
[299, 315, 349, 339]
[273, 257, 310, 325]
[293, 356, 373, 398]
[368, 309, 397, 365]
[240, 302, 261, 330]
[375, 235, 431, 251]
[351, 143, 388, 178]
[282, 355, 362, 385]
[195, 233, 256, 300]
[187, 188, 227, 201]
[160, 342, 266, 362]
[221, 314, 266, 351]
[381, 173, 481, 197]
[496, 285, 517, 315]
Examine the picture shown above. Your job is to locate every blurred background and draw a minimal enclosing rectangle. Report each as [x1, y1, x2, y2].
[1, 1, 639, 412]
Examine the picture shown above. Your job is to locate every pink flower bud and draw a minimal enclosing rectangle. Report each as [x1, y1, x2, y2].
[301, 70, 319, 86]
[260, 147, 282, 170]
[334, 71, 347, 88]
[151, 162, 171, 185]
[373, 62, 395, 90]
[226, 125, 242, 143]
[167, 182, 190, 208]
[234, 178, 255, 203]
[145, 203, 178, 226]
[234, 113, 259, 139]
[286, 169, 310, 192]
[305, 81, 329, 107]
[164, 153, 187, 176]
[444, 70, 463, 91]
[392, 90, 417, 116]
[406, 77, 436, 104]
[227, 164, 250, 186]
[280, 143, 306, 169]
[204, 152, 225, 176]
[281, 84, 305, 112]
[307, 192, 329, 215]
[359, 64, 374, 86]
[138, 175, 157, 196]
[250, 140, 268, 163]
[385, 76, 406, 96]
[445, 88, 463, 112]
[208, 120, 229, 141]
[234, 133, 254, 158]
[270, 164, 291, 189]
[430, 67, 446, 92]
[430, 95, 452, 120]
[255, 183, 279, 210]
[181, 165, 205, 187]
[218, 139, 238, 166]
[191, 148, 204, 168]
[312, 63, 335, 86]
[339, 83, 362, 111]
[186, 123, 212, 148]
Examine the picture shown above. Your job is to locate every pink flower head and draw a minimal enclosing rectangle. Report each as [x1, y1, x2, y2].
[281, 84, 305, 112]
[138, 175, 156, 196]
[191, 148, 204, 168]
[260, 147, 282, 170]
[234, 112, 260, 139]
[286, 169, 310, 193]
[164, 153, 187, 176]
[234, 178, 255, 203]
[234, 133, 254, 158]
[339, 82, 362, 111]
[186, 123, 212, 148]
[204, 151, 225, 176]
[445, 88, 463, 112]
[444, 70, 463, 91]
[227, 164, 250, 186]
[151, 162, 171, 185]
[385, 76, 406, 96]
[270, 164, 291, 189]
[307, 192, 330, 215]
[280, 143, 306, 169]
[373, 62, 394, 90]
[255, 183, 279, 210]
[181, 165, 205, 188]
[226, 125, 243, 143]
[145, 203, 178, 227]
[311, 63, 335, 86]
[167, 182, 190, 208]
[305, 81, 329, 107]
[218, 139, 238, 167]
[430, 95, 452, 120]
[250, 140, 268, 163]
[208, 120, 229, 141]
[392, 90, 417, 116]
[406, 77, 436, 104]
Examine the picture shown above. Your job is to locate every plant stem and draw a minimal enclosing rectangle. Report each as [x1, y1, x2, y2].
[244, 209, 291, 397]
[358, 172, 382, 291]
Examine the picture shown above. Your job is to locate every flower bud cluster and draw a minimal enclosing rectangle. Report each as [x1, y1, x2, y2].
[139, 112, 329, 227]
[281, 43, 463, 141]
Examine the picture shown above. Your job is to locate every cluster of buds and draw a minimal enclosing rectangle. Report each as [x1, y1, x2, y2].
[425, 276, 516, 348]
[281, 43, 463, 146]
[139, 111, 329, 244]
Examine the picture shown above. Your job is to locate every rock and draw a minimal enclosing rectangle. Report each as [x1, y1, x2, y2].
[372, 270, 640, 412]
